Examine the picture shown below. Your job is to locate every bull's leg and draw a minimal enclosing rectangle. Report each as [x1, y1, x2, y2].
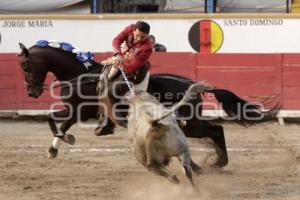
[190, 160, 203, 175]
[145, 134, 156, 167]
[146, 164, 180, 184]
[178, 152, 198, 190]
[48, 110, 77, 159]
[183, 120, 228, 167]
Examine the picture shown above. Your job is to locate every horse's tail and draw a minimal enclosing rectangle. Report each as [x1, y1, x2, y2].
[210, 89, 280, 123]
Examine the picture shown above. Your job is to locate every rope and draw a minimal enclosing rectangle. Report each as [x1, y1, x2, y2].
[119, 68, 135, 96]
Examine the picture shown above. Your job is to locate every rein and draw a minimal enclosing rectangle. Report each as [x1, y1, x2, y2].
[101, 64, 135, 96]
[23, 67, 102, 91]
[51, 68, 102, 90]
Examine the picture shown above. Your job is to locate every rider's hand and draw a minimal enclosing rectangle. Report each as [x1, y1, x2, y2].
[114, 54, 123, 67]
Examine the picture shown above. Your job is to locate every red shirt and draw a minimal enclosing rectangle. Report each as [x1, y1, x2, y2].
[112, 24, 153, 73]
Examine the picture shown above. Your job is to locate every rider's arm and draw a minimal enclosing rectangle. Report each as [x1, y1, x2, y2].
[112, 25, 134, 55]
[122, 48, 152, 73]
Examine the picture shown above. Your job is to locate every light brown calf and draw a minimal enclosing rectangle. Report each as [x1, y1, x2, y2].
[126, 82, 213, 188]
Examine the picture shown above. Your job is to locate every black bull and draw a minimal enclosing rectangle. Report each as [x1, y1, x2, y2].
[18, 43, 279, 167]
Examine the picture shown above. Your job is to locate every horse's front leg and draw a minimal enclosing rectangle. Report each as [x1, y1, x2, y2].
[48, 109, 77, 159]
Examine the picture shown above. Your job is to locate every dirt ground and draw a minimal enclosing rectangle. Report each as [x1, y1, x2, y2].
[0, 118, 299, 200]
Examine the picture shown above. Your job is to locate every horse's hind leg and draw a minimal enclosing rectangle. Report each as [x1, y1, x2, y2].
[200, 122, 228, 167]
[206, 123, 228, 167]
[183, 120, 228, 167]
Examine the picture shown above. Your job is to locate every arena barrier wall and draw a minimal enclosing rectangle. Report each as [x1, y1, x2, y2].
[0, 52, 299, 120]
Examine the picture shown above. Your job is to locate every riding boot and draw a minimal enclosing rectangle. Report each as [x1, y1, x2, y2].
[94, 119, 116, 136]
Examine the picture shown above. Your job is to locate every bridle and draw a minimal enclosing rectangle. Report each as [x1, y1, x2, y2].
[23, 71, 45, 88]
[20, 57, 47, 90]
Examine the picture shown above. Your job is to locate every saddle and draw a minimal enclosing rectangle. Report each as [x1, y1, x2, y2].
[111, 62, 150, 85]
[128, 62, 150, 84]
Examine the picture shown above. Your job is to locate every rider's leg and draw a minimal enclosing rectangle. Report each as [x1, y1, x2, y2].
[134, 71, 150, 91]
[108, 66, 119, 80]
[94, 110, 116, 136]
[96, 65, 150, 135]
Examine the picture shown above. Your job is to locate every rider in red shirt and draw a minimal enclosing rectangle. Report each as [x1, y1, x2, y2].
[103, 21, 152, 84]
[112, 21, 153, 74]
[96, 21, 152, 136]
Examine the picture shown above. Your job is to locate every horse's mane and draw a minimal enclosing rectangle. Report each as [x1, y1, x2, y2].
[29, 45, 103, 73]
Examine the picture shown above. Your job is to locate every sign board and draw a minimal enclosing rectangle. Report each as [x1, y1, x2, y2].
[0, 15, 299, 53]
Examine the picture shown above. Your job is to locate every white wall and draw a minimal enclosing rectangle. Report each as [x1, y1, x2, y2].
[0, 16, 299, 53]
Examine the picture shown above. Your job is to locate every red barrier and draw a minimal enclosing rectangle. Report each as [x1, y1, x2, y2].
[195, 54, 282, 107]
[150, 52, 197, 80]
[282, 54, 300, 109]
[0, 52, 299, 111]
[150, 53, 282, 110]
[0, 54, 19, 109]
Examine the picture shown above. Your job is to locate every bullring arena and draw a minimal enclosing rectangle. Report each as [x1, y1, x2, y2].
[0, 118, 299, 200]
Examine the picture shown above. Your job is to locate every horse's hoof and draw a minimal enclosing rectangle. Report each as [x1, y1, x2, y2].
[213, 157, 228, 168]
[48, 146, 58, 159]
[95, 125, 115, 136]
[63, 134, 75, 145]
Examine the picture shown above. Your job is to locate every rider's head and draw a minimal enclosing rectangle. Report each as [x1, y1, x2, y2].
[133, 21, 150, 44]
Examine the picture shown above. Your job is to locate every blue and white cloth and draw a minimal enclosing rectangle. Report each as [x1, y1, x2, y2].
[36, 40, 94, 69]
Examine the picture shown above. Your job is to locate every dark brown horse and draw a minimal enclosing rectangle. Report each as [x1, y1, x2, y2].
[18, 42, 279, 168]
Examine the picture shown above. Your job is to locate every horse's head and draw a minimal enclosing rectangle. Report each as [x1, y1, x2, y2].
[18, 43, 48, 98]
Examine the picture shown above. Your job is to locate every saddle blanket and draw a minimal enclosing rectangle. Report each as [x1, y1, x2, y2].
[36, 40, 94, 69]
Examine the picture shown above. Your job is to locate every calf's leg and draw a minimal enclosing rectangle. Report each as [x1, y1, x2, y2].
[178, 152, 198, 190]
[145, 163, 180, 184]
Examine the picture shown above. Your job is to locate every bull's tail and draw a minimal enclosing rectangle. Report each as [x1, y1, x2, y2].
[210, 89, 281, 123]
[150, 82, 213, 123]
